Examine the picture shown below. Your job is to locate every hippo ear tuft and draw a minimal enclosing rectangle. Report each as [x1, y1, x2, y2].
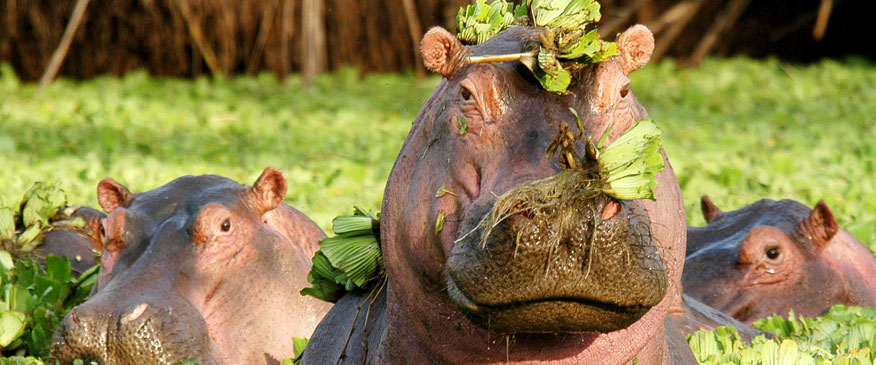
[421, 27, 466, 78]
[616, 24, 654, 75]
[252, 167, 287, 214]
[97, 178, 134, 214]
[798, 200, 839, 248]
[700, 195, 723, 223]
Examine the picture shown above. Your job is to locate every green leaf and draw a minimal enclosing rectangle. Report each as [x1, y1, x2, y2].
[319, 235, 380, 287]
[289, 336, 309, 364]
[331, 215, 373, 237]
[456, 0, 518, 44]
[16, 224, 43, 252]
[0, 250, 14, 271]
[458, 117, 468, 135]
[0, 207, 15, 241]
[45, 255, 73, 283]
[597, 119, 664, 200]
[0, 310, 27, 347]
[435, 210, 446, 234]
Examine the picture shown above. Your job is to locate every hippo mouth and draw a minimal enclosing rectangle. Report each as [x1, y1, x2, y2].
[447, 274, 653, 333]
[445, 169, 668, 333]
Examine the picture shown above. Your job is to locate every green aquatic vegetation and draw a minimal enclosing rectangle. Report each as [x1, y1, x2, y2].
[689, 305, 876, 364]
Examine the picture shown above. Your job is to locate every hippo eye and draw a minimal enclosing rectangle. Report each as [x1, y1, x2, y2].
[765, 247, 780, 260]
[619, 85, 630, 98]
[220, 219, 231, 233]
[461, 87, 473, 101]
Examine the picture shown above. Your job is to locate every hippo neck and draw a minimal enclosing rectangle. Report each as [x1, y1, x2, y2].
[380, 280, 670, 363]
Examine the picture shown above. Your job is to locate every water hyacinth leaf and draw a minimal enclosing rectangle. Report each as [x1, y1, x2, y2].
[17, 224, 43, 252]
[331, 215, 373, 237]
[534, 66, 571, 93]
[458, 117, 468, 135]
[0, 207, 15, 241]
[531, 0, 601, 29]
[456, 0, 517, 44]
[300, 252, 344, 302]
[290, 336, 309, 364]
[597, 119, 664, 200]
[20, 183, 67, 228]
[45, 255, 73, 283]
[319, 235, 380, 287]
[0, 311, 27, 347]
[0, 250, 13, 270]
[558, 29, 600, 59]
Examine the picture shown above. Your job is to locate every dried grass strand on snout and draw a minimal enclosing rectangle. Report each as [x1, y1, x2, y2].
[468, 164, 629, 278]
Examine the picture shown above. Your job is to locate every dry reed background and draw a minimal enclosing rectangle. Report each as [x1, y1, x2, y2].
[0, 0, 868, 81]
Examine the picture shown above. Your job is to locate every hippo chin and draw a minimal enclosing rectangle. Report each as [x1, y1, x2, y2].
[684, 196, 876, 324]
[304, 24, 694, 364]
[51, 168, 332, 364]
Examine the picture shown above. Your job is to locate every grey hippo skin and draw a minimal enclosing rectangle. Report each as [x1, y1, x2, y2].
[51, 167, 333, 364]
[303, 25, 696, 364]
[36, 206, 102, 277]
[684, 196, 876, 324]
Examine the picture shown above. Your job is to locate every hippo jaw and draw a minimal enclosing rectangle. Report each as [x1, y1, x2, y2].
[444, 170, 668, 333]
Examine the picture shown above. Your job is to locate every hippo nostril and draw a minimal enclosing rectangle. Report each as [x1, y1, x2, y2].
[601, 200, 621, 221]
[121, 303, 149, 324]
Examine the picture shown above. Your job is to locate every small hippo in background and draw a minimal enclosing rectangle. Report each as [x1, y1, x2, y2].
[37, 206, 102, 276]
[683, 196, 876, 324]
[304, 24, 696, 364]
[52, 168, 333, 364]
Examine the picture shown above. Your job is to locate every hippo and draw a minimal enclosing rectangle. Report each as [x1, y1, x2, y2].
[683, 196, 876, 324]
[51, 167, 333, 364]
[302, 24, 696, 364]
[37, 206, 102, 277]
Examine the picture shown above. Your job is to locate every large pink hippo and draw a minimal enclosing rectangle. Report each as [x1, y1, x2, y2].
[684, 196, 876, 324]
[302, 24, 696, 364]
[51, 168, 333, 364]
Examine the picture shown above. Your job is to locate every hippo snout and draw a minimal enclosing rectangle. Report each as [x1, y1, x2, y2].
[52, 297, 219, 364]
[447, 181, 668, 333]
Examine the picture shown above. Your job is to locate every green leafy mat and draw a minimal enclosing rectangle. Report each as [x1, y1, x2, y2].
[689, 305, 876, 364]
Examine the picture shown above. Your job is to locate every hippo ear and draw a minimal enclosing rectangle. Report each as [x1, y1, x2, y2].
[616, 25, 654, 75]
[700, 195, 724, 223]
[97, 178, 134, 214]
[421, 27, 466, 79]
[798, 200, 839, 248]
[252, 167, 287, 214]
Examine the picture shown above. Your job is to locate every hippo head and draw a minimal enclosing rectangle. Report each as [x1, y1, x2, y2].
[685, 197, 876, 323]
[379, 25, 686, 362]
[52, 168, 330, 364]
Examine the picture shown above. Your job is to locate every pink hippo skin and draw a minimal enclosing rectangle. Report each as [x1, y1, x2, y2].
[302, 25, 696, 364]
[51, 168, 333, 364]
[684, 196, 876, 324]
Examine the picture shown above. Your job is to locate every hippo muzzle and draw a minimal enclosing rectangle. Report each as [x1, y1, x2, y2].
[446, 164, 668, 333]
[52, 291, 219, 364]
